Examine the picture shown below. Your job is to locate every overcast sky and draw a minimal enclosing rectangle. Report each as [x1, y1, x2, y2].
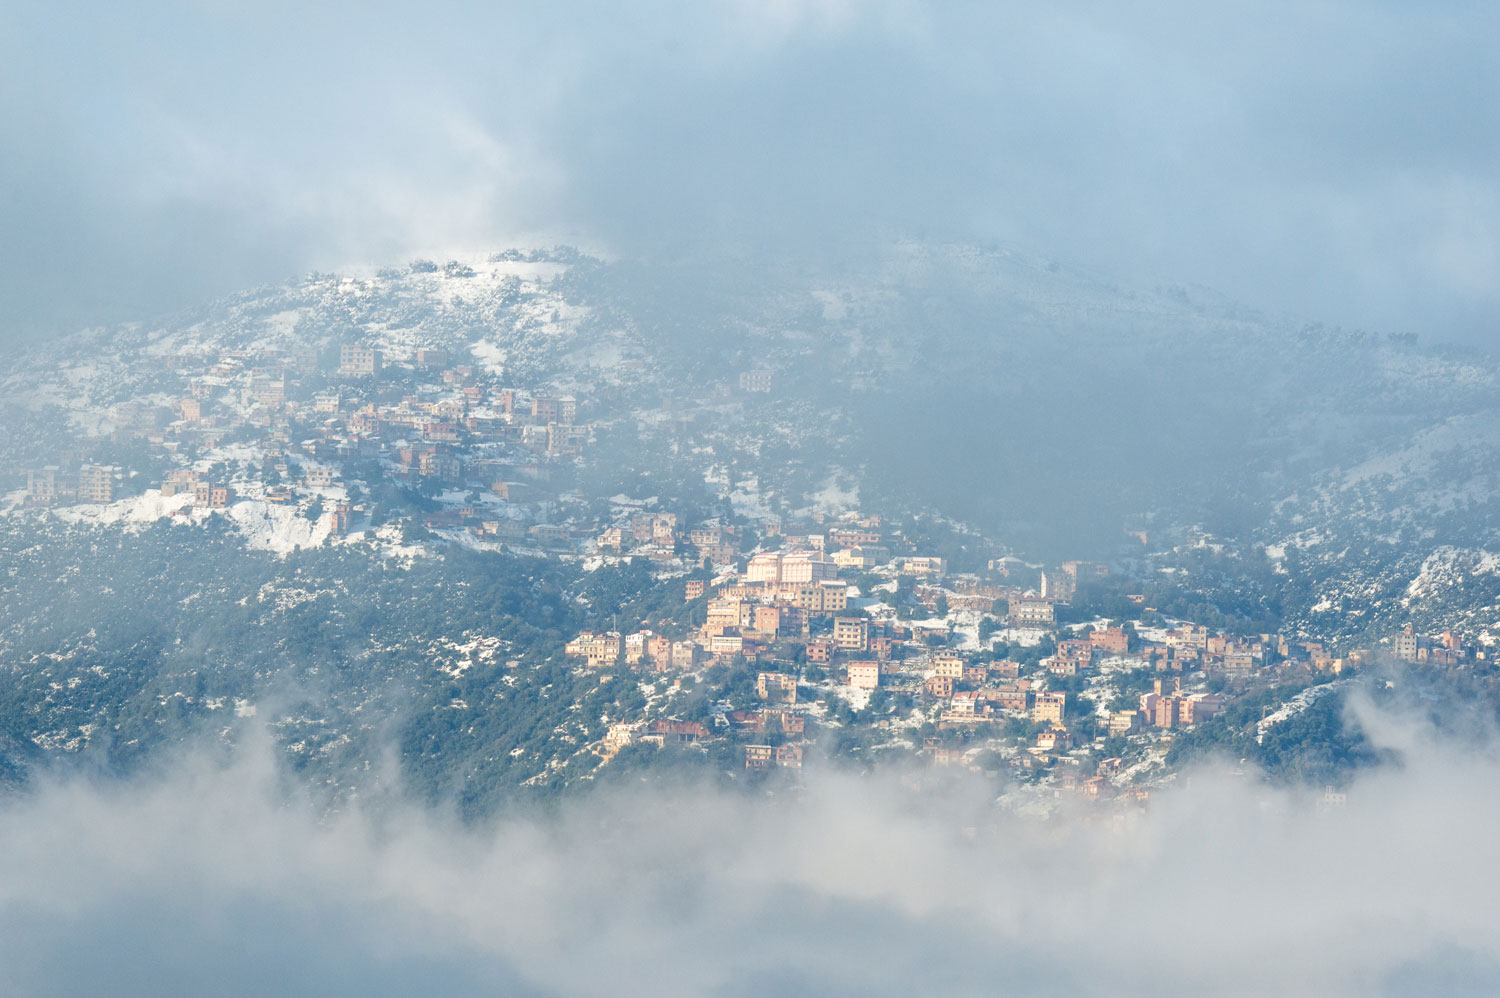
[2, 0, 1496, 343]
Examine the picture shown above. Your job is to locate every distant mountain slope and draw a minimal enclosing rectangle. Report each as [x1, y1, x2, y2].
[3, 242, 1498, 639]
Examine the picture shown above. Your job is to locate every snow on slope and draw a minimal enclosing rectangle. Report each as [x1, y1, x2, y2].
[223, 501, 334, 555]
[48, 491, 333, 556]
[53, 490, 195, 527]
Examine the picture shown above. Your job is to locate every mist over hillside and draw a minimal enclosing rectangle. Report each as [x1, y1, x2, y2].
[5, 700, 1500, 998]
[0, 242, 1496, 816]
[3, 3, 1499, 991]
[8, 239, 1496, 585]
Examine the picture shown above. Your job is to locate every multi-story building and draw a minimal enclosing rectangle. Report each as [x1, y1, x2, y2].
[753, 605, 783, 637]
[707, 598, 753, 630]
[1009, 597, 1056, 627]
[1393, 625, 1420, 662]
[1033, 691, 1067, 725]
[1039, 570, 1077, 602]
[708, 633, 745, 657]
[833, 545, 891, 569]
[941, 691, 993, 724]
[747, 552, 782, 583]
[624, 631, 653, 665]
[192, 480, 223, 507]
[650, 513, 678, 544]
[828, 527, 882, 547]
[248, 373, 287, 405]
[689, 524, 734, 547]
[417, 450, 462, 481]
[756, 671, 798, 704]
[781, 580, 848, 615]
[304, 465, 336, 488]
[833, 616, 870, 652]
[780, 551, 837, 584]
[601, 722, 639, 759]
[932, 655, 966, 680]
[530, 395, 578, 425]
[1089, 626, 1129, 655]
[899, 556, 946, 577]
[847, 661, 880, 689]
[986, 687, 1030, 712]
[1153, 696, 1180, 728]
[1221, 652, 1256, 674]
[1045, 656, 1079, 677]
[1037, 727, 1072, 751]
[738, 370, 772, 393]
[161, 469, 199, 497]
[698, 542, 738, 569]
[26, 467, 60, 504]
[338, 343, 381, 376]
[671, 641, 701, 670]
[565, 631, 621, 668]
[77, 464, 115, 504]
[1166, 625, 1210, 651]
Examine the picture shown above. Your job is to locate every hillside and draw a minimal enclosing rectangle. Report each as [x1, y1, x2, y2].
[2, 242, 1498, 804]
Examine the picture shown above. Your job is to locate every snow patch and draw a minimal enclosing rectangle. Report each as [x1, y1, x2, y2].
[223, 501, 334, 555]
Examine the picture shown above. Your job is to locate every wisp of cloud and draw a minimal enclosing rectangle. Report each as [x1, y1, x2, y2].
[2, 702, 1499, 997]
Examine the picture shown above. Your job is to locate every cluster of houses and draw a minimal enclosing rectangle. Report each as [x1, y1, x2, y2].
[563, 508, 1491, 790]
[1390, 623, 1475, 666]
[15, 333, 1490, 800]
[18, 340, 592, 544]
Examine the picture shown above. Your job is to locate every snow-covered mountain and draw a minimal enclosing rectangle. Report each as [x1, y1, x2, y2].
[3, 241, 1498, 640]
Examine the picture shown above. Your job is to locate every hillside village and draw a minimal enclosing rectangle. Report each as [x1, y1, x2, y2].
[2, 268, 1491, 811]
[569, 521, 1481, 803]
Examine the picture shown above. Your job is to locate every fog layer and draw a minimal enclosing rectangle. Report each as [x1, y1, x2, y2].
[2, 702, 1498, 996]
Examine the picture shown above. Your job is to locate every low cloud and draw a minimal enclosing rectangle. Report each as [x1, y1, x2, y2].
[1, 2, 1497, 343]
[3, 705, 1500, 996]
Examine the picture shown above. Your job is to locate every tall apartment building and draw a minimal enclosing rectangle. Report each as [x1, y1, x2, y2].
[1033, 691, 1067, 725]
[1393, 625, 1420, 662]
[1153, 696, 1180, 729]
[77, 465, 115, 504]
[833, 616, 870, 652]
[339, 343, 382, 376]
[26, 467, 60, 504]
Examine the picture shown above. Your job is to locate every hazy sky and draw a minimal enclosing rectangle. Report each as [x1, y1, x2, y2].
[2, 1, 1496, 343]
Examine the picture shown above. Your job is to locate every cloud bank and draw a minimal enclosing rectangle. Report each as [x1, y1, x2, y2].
[3, 703, 1500, 996]
[1, 1, 1497, 344]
